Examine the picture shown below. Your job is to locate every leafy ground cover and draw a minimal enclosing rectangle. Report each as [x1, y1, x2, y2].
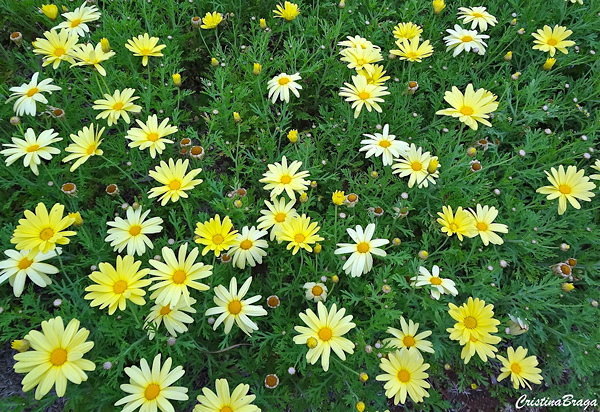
[0, 0, 599, 411]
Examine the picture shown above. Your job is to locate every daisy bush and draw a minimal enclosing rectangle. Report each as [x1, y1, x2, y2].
[1, 0, 599, 411]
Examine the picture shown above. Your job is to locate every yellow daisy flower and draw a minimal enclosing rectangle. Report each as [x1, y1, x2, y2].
[200, 12, 223, 29]
[332, 190, 345, 206]
[148, 159, 203, 206]
[11, 203, 76, 254]
[390, 38, 434, 62]
[536, 165, 596, 215]
[532, 25, 575, 57]
[392, 144, 439, 188]
[457, 7, 498, 32]
[256, 197, 299, 240]
[193, 378, 260, 412]
[273, 1, 300, 21]
[340, 46, 383, 71]
[338, 35, 379, 51]
[62, 124, 104, 172]
[267, 72, 303, 103]
[447, 297, 500, 345]
[105, 207, 164, 256]
[13, 316, 95, 400]
[205, 276, 268, 335]
[469, 204, 508, 246]
[436, 205, 477, 241]
[194, 214, 238, 257]
[84, 255, 151, 315]
[144, 297, 196, 340]
[293, 301, 356, 372]
[32, 29, 78, 69]
[461, 334, 501, 364]
[114, 354, 188, 412]
[334, 223, 389, 277]
[1, 128, 62, 176]
[435, 84, 499, 130]
[55, 3, 101, 36]
[6, 72, 61, 116]
[126, 114, 178, 158]
[229, 226, 269, 269]
[376, 348, 430, 405]
[443, 24, 489, 56]
[259, 156, 310, 201]
[148, 243, 212, 309]
[497, 346, 544, 390]
[277, 214, 324, 255]
[357, 64, 390, 86]
[339, 74, 390, 118]
[92, 88, 142, 126]
[590, 159, 600, 181]
[69, 42, 116, 76]
[392, 22, 422, 42]
[384, 317, 434, 354]
[125, 33, 167, 66]
[0, 248, 59, 297]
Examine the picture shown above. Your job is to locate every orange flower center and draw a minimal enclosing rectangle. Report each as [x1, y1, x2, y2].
[411, 161, 422, 171]
[464, 316, 478, 329]
[558, 184, 571, 194]
[26, 87, 39, 97]
[547, 38, 557, 46]
[475, 222, 487, 231]
[140, 48, 151, 56]
[311, 285, 323, 296]
[40, 228, 54, 241]
[265, 375, 278, 387]
[267, 296, 280, 306]
[212, 234, 224, 244]
[278, 77, 290, 85]
[50, 348, 68, 366]
[357, 242, 370, 253]
[147, 132, 159, 142]
[460, 106, 474, 115]
[70, 18, 82, 28]
[144, 383, 160, 400]
[511, 363, 522, 374]
[294, 234, 305, 243]
[430, 277, 442, 285]
[26, 144, 40, 152]
[220, 407, 233, 412]
[54, 47, 66, 57]
[18, 257, 33, 270]
[240, 240, 253, 250]
[461, 35, 473, 43]
[274, 212, 286, 223]
[86, 144, 97, 155]
[112, 102, 124, 110]
[113, 280, 127, 294]
[169, 180, 181, 190]
[347, 194, 358, 202]
[318, 327, 332, 341]
[397, 369, 411, 383]
[403, 335, 416, 347]
[378, 140, 392, 148]
[280, 175, 292, 184]
[129, 225, 142, 236]
[358, 91, 370, 100]
[159, 305, 172, 315]
[172, 270, 186, 284]
[228, 300, 242, 314]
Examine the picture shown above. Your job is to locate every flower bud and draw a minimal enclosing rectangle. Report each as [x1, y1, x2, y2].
[510, 18, 517, 26]
[68, 212, 84, 227]
[233, 112, 242, 123]
[10, 32, 22, 47]
[260, 18, 267, 30]
[359, 372, 368, 382]
[466, 147, 477, 157]
[427, 157, 439, 174]
[504, 51, 512, 61]
[314, 243, 322, 254]
[100, 38, 111, 53]
[211, 57, 219, 66]
[191, 16, 202, 28]
[11, 339, 30, 352]
[511, 72, 521, 80]
[287, 129, 298, 143]
[172, 73, 182, 87]
[355, 401, 365, 412]
[561, 283, 574, 292]
[299, 192, 308, 203]
[307, 337, 317, 349]
[233, 199, 243, 208]
[543, 58, 556, 71]
[418, 250, 429, 260]
[432, 0, 446, 14]
[253, 62, 262, 75]
[10, 116, 20, 126]
[41, 4, 59, 20]
[331, 275, 339, 283]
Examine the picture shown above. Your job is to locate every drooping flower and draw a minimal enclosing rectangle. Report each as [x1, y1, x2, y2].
[194, 215, 238, 257]
[105, 207, 164, 256]
[205, 276, 267, 335]
[62, 123, 104, 171]
[497, 346, 544, 390]
[340, 46, 383, 71]
[273, 1, 300, 21]
[360, 124, 409, 166]
[40, 4, 59, 20]
[0, 248, 59, 297]
[384, 317, 434, 354]
[259, 156, 310, 201]
[435, 84, 499, 130]
[92, 88, 142, 126]
[6, 72, 61, 116]
[461, 334, 501, 364]
[536, 165, 596, 215]
[469, 204, 509, 245]
[390, 38, 434, 62]
[228, 226, 269, 269]
[277, 214, 324, 255]
[267, 72, 303, 103]
[392, 22, 422, 42]
[293, 301, 356, 372]
[590, 159, 600, 181]
[443, 25, 489, 56]
[69, 42, 116, 76]
[391, 144, 439, 188]
[32, 29, 78, 69]
[126, 114, 177, 158]
[436, 205, 477, 241]
[200, 12, 223, 29]
[256, 198, 299, 240]
[411, 265, 458, 300]
[334, 223, 389, 277]
[125, 33, 167, 66]
[447, 297, 501, 345]
[357, 64, 390, 86]
[532, 25, 575, 57]
[1, 128, 62, 175]
[193, 379, 260, 412]
[11, 203, 76, 254]
[304, 282, 328, 303]
[376, 348, 430, 405]
[144, 297, 197, 340]
[55, 3, 101, 36]
[457, 7, 498, 32]
[148, 159, 203, 206]
[339, 74, 390, 118]
[338, 35, 379, 51]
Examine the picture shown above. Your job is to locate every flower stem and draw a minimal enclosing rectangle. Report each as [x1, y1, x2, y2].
[104, 156, 145, 195]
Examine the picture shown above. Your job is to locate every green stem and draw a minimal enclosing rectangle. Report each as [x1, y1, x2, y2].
[235, 124, 241, 182]
[104, 156, 145, 195]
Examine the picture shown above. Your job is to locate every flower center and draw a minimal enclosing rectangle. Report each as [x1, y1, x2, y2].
[112, 102, 124, 110]
[278, 77, 290, 85]
[54, 47, 66, 57]
[472, 12, 483, 18]
[228, 300, 242, 315]
[267, 296, 280, 306]
[144, 383, 160, 400]
[476, 222, 488, 231]
[511, 363, 522, 374]
[274, 212, 287, 223]
[406, 52, 418, 59]
[379, 140, 391, 148]
[429, 277, 442, 285]
[547, 38, 557, 46]
[50, 348, 68, 366]
[169, 180, 181, 190]
[172, 270, 186, 284]
[159, 305, 172, 315]
[347, 194, 358, 202]
[356, 58, 366, 66]
[113, 280, 127, 294]
[18, 257, 33, 270]
[70, 18, 82, 28]
[460, 106, 474, 115]
[318, 327, 333, 341]
[280, 175, 292, 184]
[464, 316, 478, 329]
[240, 240, 253, 250]
[558, 184, 571, 194]
[311, 285, 323, 296]
[220, 407, 233, 412]
[265, 375, 278, 387]
[357, 242, 370, 253]
[461, 35, 473, 43]
[449, 223, 458, 231]
[129, 225, 142, 236]
[358, 92, 370, 100]
[26, 144, 40, 152]
[86, 144, 96, 155]
[411, 161, 422, 171]
[26, 87, 39, 97]
[294, 234, 305, 243]
[212, 234, 224, 244]
[147, 132, 159, 142]
[140, 48, 151, 56]
[40, 228, 54, 241]
[403, 335, 416, 347]
[397, 369, 411, 383]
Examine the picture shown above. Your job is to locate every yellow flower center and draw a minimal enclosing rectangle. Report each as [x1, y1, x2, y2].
[144, 383, 161, 400]
[220, 407, 233, 412]
[511, 363, 522, 374]
[294, 234, 305, 243]
[278, 77, 290, 85]
[460, 106, 474, 115]
[228, 300, 242, 314]
[472, 12, 484, 18]
[547, 38, 557, 46]
[113, 280, 127, 294]
[86, 144, 97, 155]
[429, 277, 442, 285]
[159, 305, 171, 315]
[558, 184, 571, 194]
[26, 144, 40, 152]
[54, 48, 66, 57]
[140, 48, 151, 56]
[172, 270, 186, 284]
[112, 102, 124, 110]
[70, 18, 82, 28]
[240, 240, 253, 250]
[379, 140, 391, 148]
[318, 327, 333, 341]
[18, 257, 33, 270]
[311, 285, 323, 296]
[147, 132, 159, 142]
[169, 180, 181, 190]
[464, 316, 478, 329]
[357, 242, 370, 253]
[449, 223, 458, 231]
[129, 225, 142, 236]
[397, 369, 411, 383]
[40, 228, 54, 241]
[406, 52, 418, 59]
[461, 35, 473, 43]
[50, 348, 68, 366]
[403, 335, 416, 347]
[356, 58, 366, 66]
[212, 234, 224, 244]
[476, 222, 488, 231]
[26, 87, 39, 97]
[280, 175, 292, 184]
[410, 161, 422, 171]
[274, 212, 287, 223]
[358, 91, 370, 100]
